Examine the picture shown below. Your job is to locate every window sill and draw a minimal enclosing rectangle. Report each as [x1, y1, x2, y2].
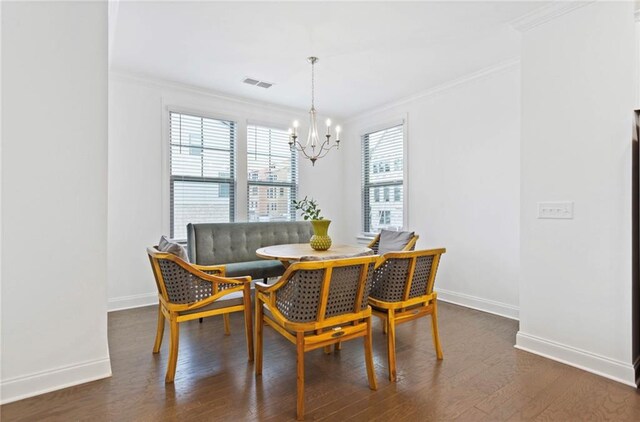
[356, 234, 375, 245]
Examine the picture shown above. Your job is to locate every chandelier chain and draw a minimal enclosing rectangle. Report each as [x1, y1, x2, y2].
[311, 59, 315, 110]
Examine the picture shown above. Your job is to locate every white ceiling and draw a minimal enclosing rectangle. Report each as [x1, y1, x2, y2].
[110, 1, 546, 118]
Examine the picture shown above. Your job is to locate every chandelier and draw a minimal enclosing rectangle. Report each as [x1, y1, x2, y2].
[289, 57, 341, 166]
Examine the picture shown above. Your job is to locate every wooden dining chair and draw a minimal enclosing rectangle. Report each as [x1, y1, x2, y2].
[367, 230, 419, 255]
[254, 255, 378, 420]
[368, 248, 446, 381]
[147, 247, 254, 383]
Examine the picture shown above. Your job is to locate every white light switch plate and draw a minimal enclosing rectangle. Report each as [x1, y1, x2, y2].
[537, 201, 574, 219]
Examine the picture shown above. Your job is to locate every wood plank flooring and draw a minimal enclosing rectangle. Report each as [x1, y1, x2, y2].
[3, 302, 640, 421]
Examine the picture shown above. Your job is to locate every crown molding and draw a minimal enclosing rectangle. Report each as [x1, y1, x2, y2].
[344, 58, 520, 123]
[109, 70, 312, 117]
[510, 1, 596, 32]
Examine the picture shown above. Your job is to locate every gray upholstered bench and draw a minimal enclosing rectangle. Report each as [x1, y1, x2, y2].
[186, 221, 313, 281]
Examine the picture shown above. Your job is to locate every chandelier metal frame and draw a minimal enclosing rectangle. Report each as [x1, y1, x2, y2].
[289, 57, 341, 166]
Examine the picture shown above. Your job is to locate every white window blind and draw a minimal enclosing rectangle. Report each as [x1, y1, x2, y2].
[362, 124, 404, 233]
[170, 111, 235, 240]
[247, 124, 297, 222]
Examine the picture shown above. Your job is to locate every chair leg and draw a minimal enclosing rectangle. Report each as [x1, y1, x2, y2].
[431, 301, 443, 360]
[165, 316, 179, 383]
[296, 332, 305, 421]
[153, 303, 165, 353]
[320, 330, 331, 354]
[364, 316, 377, 391]
[223, 313, 231, 335]
[243, 284, 254, 362]
[387, 309, 397, 382]
[383, 318, 388, 335]
[199, 317, 203, 324]
[335, 341, 342, 352]
[255, 296, 264, 375]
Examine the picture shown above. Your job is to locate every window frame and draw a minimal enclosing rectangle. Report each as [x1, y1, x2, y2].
[361, 118, 408, 235]
[165, 107, 238, 241]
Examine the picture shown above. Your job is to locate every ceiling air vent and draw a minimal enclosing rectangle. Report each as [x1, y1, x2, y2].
[243, 77, 274, 89]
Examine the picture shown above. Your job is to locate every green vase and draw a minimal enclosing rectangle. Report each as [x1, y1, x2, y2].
[310, 219, 332, 251]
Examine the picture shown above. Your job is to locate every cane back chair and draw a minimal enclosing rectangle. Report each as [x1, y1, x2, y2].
[255, 255, 379, 420]
[367, 232, 419, 255]
[369, 248, 446, 381]
[147, 247, 254, 383]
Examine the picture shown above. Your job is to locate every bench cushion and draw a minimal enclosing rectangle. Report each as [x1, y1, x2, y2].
[224, 260, 285, 280]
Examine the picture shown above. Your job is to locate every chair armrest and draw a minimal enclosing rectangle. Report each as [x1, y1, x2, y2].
[174, 283, 249, 312]
[255, 281, 271, 291]
[255, 275, 290, 292]
[170, 259, 245, 286]
[226, 275, 252, 284]
[367, 234, 380, 249]
[191, 263, 226, 277]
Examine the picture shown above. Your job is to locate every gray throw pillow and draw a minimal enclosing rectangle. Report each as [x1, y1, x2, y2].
[377, 229, 415, 255]
[158, 235, 190, 262]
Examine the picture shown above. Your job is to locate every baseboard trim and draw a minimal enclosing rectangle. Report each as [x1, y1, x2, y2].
[108, 292, 157, 312]
[515, 331, 637, 388]
[0, 358, 112, 405]
[437, 288, 519, 320]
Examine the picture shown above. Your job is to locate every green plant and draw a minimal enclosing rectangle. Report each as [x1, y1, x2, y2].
[292, 196, 324, 220]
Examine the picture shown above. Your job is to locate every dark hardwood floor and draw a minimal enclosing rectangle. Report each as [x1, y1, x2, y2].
[3, 302, 640, 421]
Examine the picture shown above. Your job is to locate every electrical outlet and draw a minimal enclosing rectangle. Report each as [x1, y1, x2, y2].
[537, 202, 574, 219]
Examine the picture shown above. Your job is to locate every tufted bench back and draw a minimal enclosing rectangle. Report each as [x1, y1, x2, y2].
[186, 221, 313, 265]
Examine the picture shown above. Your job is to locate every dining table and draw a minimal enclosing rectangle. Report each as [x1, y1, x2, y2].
[255, 243, 372, 268]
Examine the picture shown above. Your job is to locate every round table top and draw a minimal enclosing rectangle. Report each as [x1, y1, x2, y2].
[256, 243, 372, 262]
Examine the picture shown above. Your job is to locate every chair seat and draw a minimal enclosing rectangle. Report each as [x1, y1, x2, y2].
[178, 291, 244, 315]
[224, 260, 285, 279]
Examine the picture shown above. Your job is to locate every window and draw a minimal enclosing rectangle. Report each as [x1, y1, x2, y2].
[170, 111, 235, 240]
[378, 210, 391, 225]
[362, 123, 404, 233]
[247, 124, 297, 222]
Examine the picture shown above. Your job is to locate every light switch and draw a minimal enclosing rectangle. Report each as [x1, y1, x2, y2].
[537, 202, 574, 219]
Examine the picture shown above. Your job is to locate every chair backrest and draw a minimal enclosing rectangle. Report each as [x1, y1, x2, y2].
[147, 247, 226, 305]
[368, 232, 419, 255]
[274, 256, 378, 323]
[186, 221, 314, 265]
[370, 248, 445, 303]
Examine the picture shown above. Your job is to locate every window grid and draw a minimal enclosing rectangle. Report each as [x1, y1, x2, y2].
[362, 124, 404, 233]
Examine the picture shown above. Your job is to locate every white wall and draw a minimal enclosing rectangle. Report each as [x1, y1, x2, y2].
[1, 2, 111, 403]
[342, 62, 521, 319]
[108, 74, 344, 310]
[517, 1, 638, 386]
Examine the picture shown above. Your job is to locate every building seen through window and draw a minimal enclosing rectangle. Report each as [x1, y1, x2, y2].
[247, 124, 298, 221]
